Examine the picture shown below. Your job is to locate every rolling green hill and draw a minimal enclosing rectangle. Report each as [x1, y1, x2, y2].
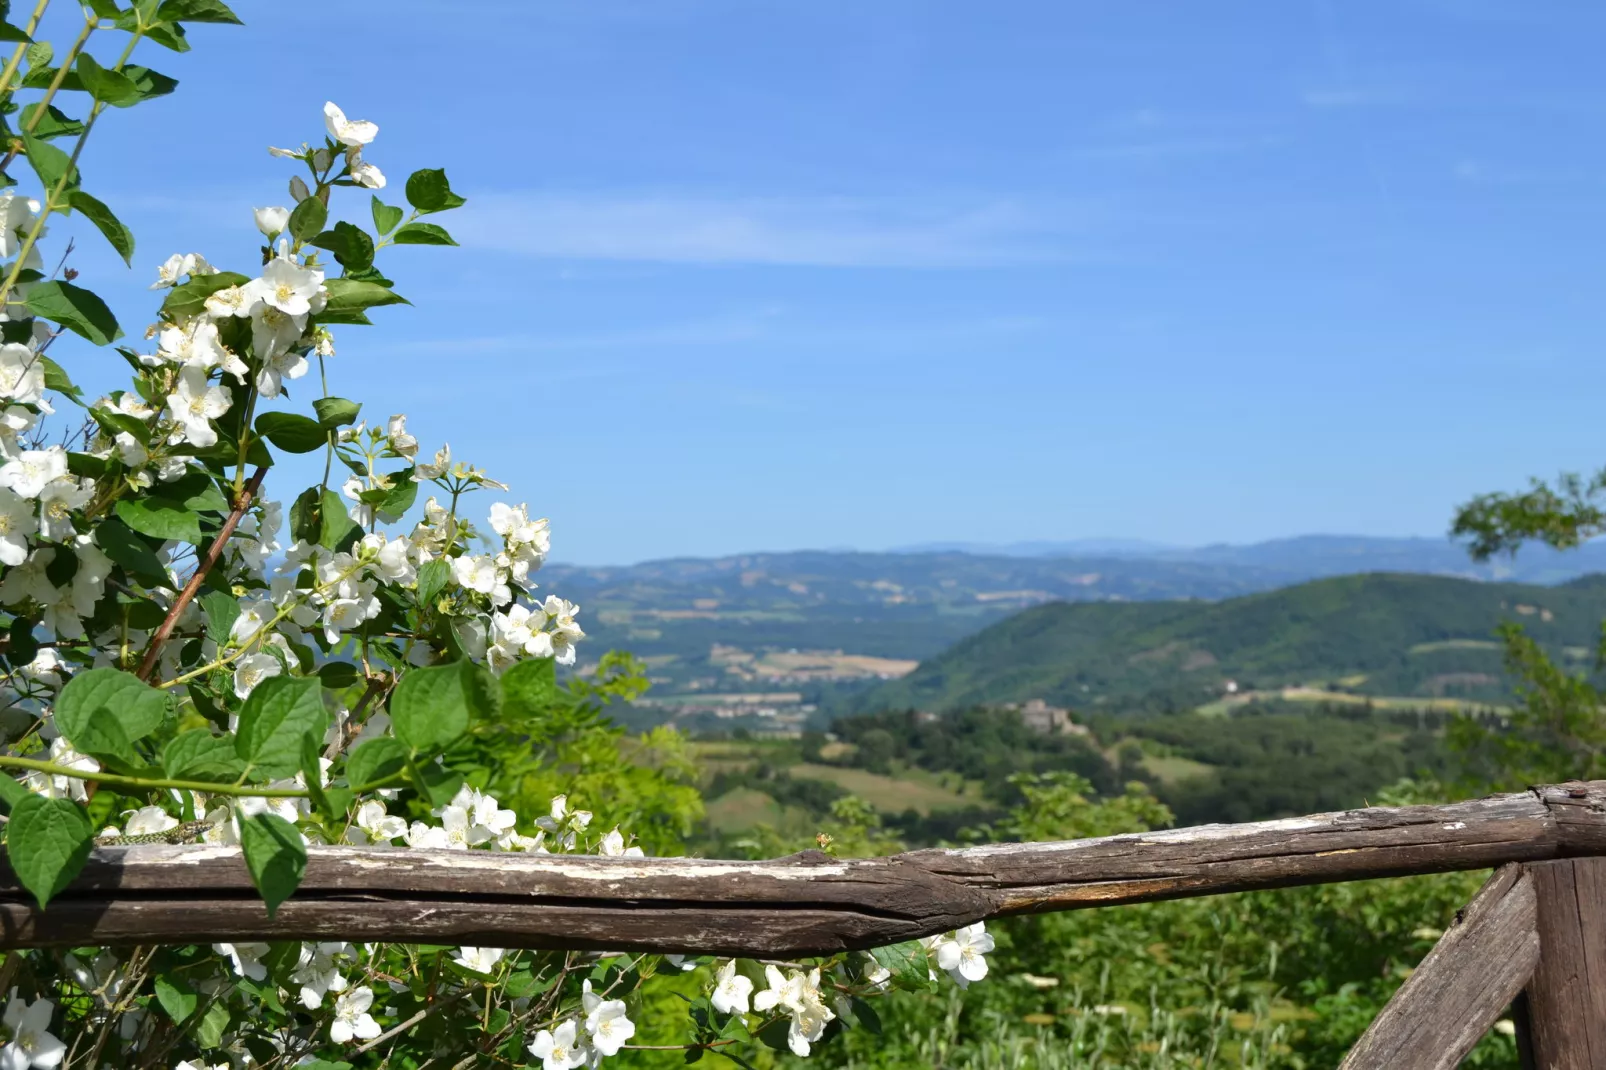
[853, 572, 1606, 713]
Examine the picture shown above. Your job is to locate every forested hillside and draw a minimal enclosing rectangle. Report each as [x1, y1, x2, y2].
[855, 572, 1606, 713]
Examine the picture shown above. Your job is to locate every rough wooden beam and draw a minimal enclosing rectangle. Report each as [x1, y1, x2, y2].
[0, 781, 1601, 955]
[1523, 857, 1606, 1068]
[1339, 864, 1538, 1070]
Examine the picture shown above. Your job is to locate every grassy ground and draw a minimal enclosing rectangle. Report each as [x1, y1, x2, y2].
[788, 762, 980, 814]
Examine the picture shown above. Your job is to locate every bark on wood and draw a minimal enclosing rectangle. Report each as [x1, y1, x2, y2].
[0, 780, 1602, 954]
[1523, 857, 1606, 1069]
[1339, 864, 1538, 1070]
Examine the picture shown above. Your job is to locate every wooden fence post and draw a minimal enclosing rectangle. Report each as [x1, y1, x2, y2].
[1523, 857, 1606, 1069]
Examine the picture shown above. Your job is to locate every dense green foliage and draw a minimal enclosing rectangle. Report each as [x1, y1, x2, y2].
[857, 572, 1606, 713]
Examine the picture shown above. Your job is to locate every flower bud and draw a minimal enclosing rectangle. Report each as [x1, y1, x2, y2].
[289, 175, 310, 203]
[253, 206, 290, 238]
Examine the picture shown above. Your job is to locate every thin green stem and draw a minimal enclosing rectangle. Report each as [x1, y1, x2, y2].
[0, 757, 311, 798]
[0, 0, 52, 103]
[157, 558, 369, 690]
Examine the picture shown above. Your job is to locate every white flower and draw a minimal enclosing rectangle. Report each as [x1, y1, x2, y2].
[248, 257, 324, 318]
[0, 996, 64, 1070]
[528, 1019, 585, 1070]
[113, 432, 147, 469]
[405, 820, 449, 849]
[0, 192, 42, 260]
[931, 922, 993, 987]
[36, 477, 89, 542]
[353, 800, 407, 843]
[0, 447, 66, 500]
[386, 414, 417, 457]
[213, 942, 270, 982]
[415, 443, 451, 480]
[203, 284, 254, 319]
[663, 954, 696, 971]
[329, 985, 381, 1044]
[452, 554, 504, 598]
[122, 806, 178, 837]
[346, 148, 385, 190]
[165, 366, 231, 448]
[752, 966, 834, 1057]
[233, 651, 282, 699]
[324, 101, 378, 147]
[149, 253, 187, 289]
[254, 343, 309, 399]
[254, 206, 291, 238]
[0, 486, 38, 565]
[452, 946, 507, 974]
[20, 738, 98, 801]
[711, 959, 753, 1015]
[582, 980, 636, 1056]
[291, 942, 352, 1009]
[248, 301, 305, 364]
[0, 343, 44, 406]
[598, 827, 644, 858]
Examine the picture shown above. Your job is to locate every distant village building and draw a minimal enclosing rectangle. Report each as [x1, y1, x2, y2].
[1009, 699, 1090, 736]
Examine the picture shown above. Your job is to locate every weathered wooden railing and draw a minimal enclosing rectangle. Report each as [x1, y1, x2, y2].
[5, 780, 1606, 1068]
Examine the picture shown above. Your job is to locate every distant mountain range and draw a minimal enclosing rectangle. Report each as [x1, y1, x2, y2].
[888, 534, 1606, 581]
[851, 572, 1606, 715]
[543, 536, 1606, 728]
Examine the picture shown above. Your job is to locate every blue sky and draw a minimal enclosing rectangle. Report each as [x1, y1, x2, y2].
[41, 0, 1606, 564]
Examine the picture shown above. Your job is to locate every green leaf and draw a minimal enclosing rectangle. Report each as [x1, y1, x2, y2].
[850, 997, 883, 1035]
[254, 411, 326, 454]
[371, 195, 403, 235]
[163, 469, 228, 512]
[757, 1019, 796, 1054]
[115, 495, 200, 544]
[288, 196, 327, 245]
[38, 355, 80, 400]
[0, 773, 26, 818]
[21, 103, 83, 140]
[25, 281, 120, 345]
[198, 589, 239, 644]
[345, 736, 406, 791]
[56, 667, 168, 749]
[318, 488, 359, 551]
[153, 977, 197, 1024]
[404, 168, 466, 214]
[120, 65, 178, 103]
[309, 220, 374, 272]
[155, 0, 241, 22]
[95, 517, 166, 585]
[72, 705, 136, 764]
[24, 42, 50, 70]
[379, 473, 416, 518]
[65, 190, 133, 264]
[288, 486, 321, 544]
[300, 731, 333, 820]
[234, 675, 326, 780]
[319, 277, 408, 319]
[6, 794, 92, 908]
[867, 941, 935, 992]
[0, 21, 31, 43]
[193, 998, 229, 1047]
[390, 660, 492, 755]
[85, 0, 122, 17]
[75, 53, 141, 106]
[4, 618, 38, 674]
[311, 397, 360, 429]
[20, 132, 74, 191]
[161, 270, 249, 320]
[392, 222, 457, 246]
[163, 728, 243, 780]
[415, 558, 449, 607]
[315, 661, 360, 689]
[501, 657, 561, 720]
[136, 19, 190, 52]
[414, 760, 464, 809]
[239, 811, 305, 918]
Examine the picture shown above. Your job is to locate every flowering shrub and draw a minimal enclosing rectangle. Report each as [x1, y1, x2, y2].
[0, 4, 992, 1065]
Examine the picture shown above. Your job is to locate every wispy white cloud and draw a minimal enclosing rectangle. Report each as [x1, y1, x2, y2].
[451, 192, 1094, 268]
